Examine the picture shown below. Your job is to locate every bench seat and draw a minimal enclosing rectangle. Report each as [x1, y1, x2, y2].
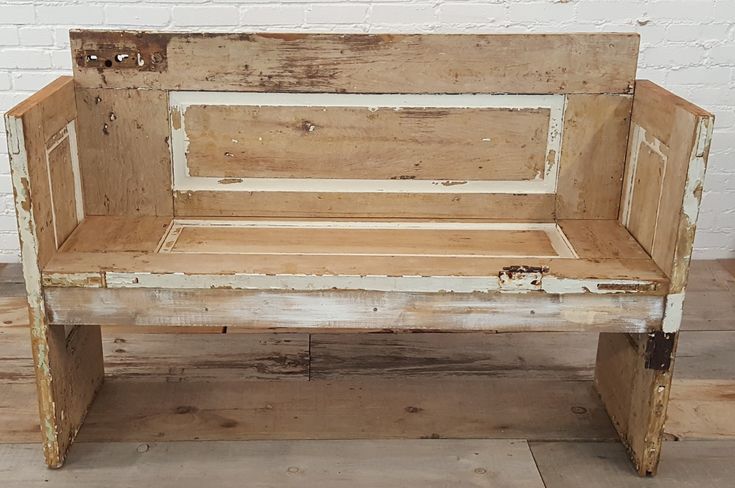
[40, 216, 669, 334]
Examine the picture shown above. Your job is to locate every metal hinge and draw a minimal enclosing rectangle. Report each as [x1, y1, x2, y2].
[644, 331, 676, 371]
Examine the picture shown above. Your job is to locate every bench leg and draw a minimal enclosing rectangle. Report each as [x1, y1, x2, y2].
[31, 321, 104, 468]
[594, 331, 677, 476]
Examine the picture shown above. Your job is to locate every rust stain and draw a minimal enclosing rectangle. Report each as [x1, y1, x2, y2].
[500, 265, 549, 279]
[597, 282, 658, 292]
[440, 180, 468, 187]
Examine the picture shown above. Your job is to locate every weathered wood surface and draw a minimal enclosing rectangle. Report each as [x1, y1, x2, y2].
[61, 216, 170, 253]
[43, 288, 665, 332]
[75, 377, 615, 442]
[530, 441, 735, 486]
[173, 190, 557, 220]
[681, 260, 735, 331]
[47, 137, 78, 246]
[182, 104, 550, 181]
[621, 81, 714, 290]
[71, 31, 639, 94]
[6, 76, 104, 468]
[2, 440, 546, 488]
[666, 380, 735, 440]
[164, 225, 562, 257]
[1, 262, 734, 448]
[101, 333, 309, 382]
[555, 94, 633, 219]
[595, 331, 677, 475]
[310, 332, 597, 380]
[75, 88, 172, 216]
[557, 220, 650, 260]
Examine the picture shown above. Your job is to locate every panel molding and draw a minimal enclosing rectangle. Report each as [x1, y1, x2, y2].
[170, 92, 566, 195]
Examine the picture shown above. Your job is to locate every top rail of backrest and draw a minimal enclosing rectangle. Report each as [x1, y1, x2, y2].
[70, 31, 639, 94]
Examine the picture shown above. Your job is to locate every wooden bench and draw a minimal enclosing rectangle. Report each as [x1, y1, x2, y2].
[5, 31, 714, 475]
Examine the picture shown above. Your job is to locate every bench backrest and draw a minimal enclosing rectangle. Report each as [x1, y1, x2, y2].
[70, 31, 639, 220]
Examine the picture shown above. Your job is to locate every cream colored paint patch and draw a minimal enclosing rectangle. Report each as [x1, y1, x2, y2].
[169, 92, 566, 194]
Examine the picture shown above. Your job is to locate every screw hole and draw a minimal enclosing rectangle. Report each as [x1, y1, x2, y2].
[104, 59, 113, 68]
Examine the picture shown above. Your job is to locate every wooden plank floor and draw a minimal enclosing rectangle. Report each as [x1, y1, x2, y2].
[0, 260, 733, 486]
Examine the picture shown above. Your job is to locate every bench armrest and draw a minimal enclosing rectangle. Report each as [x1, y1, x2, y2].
[619, 80, 714, 331]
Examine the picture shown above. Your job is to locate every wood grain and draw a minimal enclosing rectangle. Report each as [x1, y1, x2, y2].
[594, 331, 677, 475]
[173, 190, 557, 220]
[43, 288, 664, 333]
[75, 88, 172, 216]
[183, 104, 550, 181]
[622, 81, 714, 287]
[310, 332, 597, 380]
[75, 377, 616, 442]
[47, 137, 78, 246]
[530, 441, 735, 487]
[5, 76, 104, 468]
[168, 226, 559, 257]
[557, 220, 650, 260]
[71, 31, 639, 94]
[1, 440, 546, 488]
[61, 216, 170, 253]
[555, 94, 633, 219]
[627, 141, 667, 252]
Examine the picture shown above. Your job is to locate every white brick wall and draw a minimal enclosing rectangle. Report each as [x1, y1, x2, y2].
[0, 0, 733, 261]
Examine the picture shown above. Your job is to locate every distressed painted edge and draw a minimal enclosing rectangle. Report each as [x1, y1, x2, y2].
[43, 272, 104, 288]
[44, 287, 663, 333]
[100, 271, 661, 295]
[661, 116, 713, 333]
[5, 113, 60, 465]
[661, 292, 684, 333]
[169, 92, 566, 194]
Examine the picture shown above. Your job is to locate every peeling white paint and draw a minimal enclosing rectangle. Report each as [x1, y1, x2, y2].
[662, 292, 684, 333]
[6, 113, 58, 458]
[106, 272, 499, 293]
[100, 270, 659, 296]
[542, 277, 658, 294]
[169, 91, 566, 194]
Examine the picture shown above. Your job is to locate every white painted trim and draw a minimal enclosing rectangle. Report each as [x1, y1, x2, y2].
[103, 271, 660, 296]
[42, 121, 85, 249]
[67, 121, 85, 223]
[156, 218, 578, 258]
[169, 91, 566, 195]
[44, 127, 66, 249]
[620, 124, 669, 254]
[662, 292, 684, 333]
[620, 124, 642, 226]
[106, 272, 497, 294]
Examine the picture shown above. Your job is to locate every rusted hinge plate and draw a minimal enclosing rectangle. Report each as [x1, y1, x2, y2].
[498, 265, 548, 292]
[644, 331, 676, 371]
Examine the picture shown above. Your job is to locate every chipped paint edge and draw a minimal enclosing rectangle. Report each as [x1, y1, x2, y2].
[662, 115, 713, 333]
[5, 113, 60, 464]
[99, 271, 661, 295]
